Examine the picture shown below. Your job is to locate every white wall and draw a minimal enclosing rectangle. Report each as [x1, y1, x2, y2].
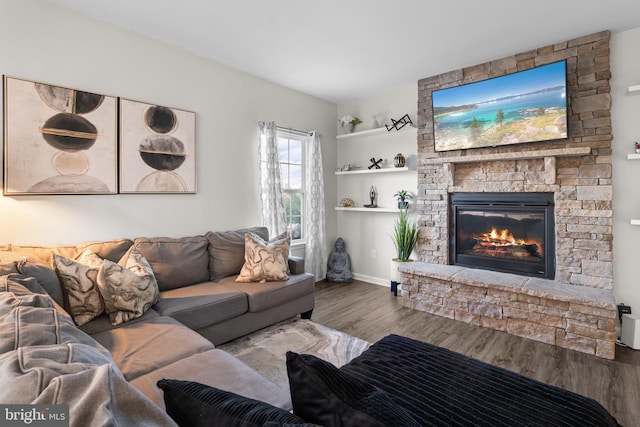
[611, 27, 640, 312]
[336, 85, 417, 284]
[0, 0, 338, 251]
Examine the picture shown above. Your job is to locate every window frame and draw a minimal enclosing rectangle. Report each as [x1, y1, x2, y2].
[277, 129, 305, 243]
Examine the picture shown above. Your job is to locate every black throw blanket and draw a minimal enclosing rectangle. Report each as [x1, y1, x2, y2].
[340, 334, 621, 427]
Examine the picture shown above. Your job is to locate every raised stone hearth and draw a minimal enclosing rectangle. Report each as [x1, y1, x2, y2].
[399, 263, 616, 359]
[406, 31, 616, 358]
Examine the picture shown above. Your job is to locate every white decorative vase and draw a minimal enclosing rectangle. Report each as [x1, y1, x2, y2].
[343, 123, 354, 133]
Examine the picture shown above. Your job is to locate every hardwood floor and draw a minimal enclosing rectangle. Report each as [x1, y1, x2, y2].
[311, 280, 640, 427]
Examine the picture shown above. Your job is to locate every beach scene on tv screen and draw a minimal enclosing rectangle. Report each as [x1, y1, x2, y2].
[433, 61, 567, 152]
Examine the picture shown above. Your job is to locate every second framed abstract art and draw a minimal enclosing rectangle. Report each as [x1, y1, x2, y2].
[119, 99, 196, 193]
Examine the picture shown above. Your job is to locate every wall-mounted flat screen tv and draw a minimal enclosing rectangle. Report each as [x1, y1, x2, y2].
[432, 60, 568, 152]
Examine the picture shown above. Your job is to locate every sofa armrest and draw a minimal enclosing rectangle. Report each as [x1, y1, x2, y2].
[288, 256, 305, 275]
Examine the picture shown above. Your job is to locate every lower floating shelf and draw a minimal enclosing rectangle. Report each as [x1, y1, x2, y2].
[335, 207, 399, 213]
[631, 219, 640, 225]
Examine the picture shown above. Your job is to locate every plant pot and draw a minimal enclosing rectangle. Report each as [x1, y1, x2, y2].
[343, 123, 354, 133]
[390, 259, 413, 296]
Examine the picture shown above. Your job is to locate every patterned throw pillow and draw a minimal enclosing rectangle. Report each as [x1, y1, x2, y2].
[53, 250, 105, 326]
[97, 247, 159, 326]
[235, 232, 290, 283]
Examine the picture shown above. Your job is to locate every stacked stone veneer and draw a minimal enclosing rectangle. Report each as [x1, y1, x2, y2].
[401, 31, 617, 358]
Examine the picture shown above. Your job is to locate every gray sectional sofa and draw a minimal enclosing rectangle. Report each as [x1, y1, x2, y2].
[0, 226, 315, 426]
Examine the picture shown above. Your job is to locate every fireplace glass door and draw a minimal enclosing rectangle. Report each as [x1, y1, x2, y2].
[450, 193, 554, 279]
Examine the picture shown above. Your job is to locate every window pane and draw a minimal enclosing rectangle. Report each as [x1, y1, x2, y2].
[280, 164, 289, 188]
[283, 192, 302, 240]
[278, 138, 288, 162]
[289, 140, 302, 164]
[289, 165, 302, 189]
[290, 192, 302, 217]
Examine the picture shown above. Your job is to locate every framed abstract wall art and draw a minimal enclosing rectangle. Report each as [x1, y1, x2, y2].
[119, 99, 196, 193]
[3, 76, 117, 195]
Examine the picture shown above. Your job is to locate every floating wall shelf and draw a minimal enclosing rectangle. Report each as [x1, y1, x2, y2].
[335, 207, 400, 213]
[335, 166, 409, 175]
[627, 153, 640, 160]
[337, 125, 416, 140]
[627, 85, 640, 95]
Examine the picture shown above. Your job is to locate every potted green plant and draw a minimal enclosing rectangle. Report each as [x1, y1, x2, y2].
[393, 190, 412, 209]
[390, 208, 419, 296]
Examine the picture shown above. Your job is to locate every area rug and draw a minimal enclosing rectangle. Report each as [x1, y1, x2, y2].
[218, 318, 370, 390]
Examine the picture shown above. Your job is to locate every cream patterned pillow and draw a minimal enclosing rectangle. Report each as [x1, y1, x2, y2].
[53, 250, 105, 326]
[236, 232, 290, 283]
[97, 247, 159, 326]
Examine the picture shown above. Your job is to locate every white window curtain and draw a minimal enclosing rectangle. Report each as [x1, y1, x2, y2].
[304, 131, 327, 281]
[258, 121, 287, 237]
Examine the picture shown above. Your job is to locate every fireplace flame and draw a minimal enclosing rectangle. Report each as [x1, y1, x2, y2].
[473, 227, 543, 257]
[485, 228, 525, 246]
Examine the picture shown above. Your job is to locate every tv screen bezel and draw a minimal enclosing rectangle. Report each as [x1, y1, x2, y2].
[431, 60, 569, 153]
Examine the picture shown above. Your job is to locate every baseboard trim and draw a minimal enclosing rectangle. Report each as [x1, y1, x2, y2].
[352, 273, 389, 287]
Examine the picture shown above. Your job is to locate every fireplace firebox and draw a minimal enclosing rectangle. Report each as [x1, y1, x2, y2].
[450, 193, 555, 279]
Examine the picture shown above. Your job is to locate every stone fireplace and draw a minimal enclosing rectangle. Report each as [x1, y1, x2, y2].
[400, 31, 617, 359]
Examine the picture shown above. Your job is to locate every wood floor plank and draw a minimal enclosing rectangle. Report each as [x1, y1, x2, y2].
[312, 280, 640, 425]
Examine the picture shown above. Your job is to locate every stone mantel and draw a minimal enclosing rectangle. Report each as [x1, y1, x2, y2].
[423, 146, 591, 165]
[424, 147, 591, 186]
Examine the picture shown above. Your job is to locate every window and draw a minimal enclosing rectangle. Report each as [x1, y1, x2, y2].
[277, 132, 304, 241]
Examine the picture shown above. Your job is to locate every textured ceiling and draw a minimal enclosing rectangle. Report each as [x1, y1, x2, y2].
[41, 0, 640, 103]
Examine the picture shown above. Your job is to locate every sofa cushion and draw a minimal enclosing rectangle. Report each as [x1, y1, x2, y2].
[7, 238, 133, 267]
[154, 282, 248, 329]
[130, 349, 292, 411]
[133, 236, 209, 291]
[157, 379, 306, 427]
[53, 250, 105, 326]
[286, 352, 420, 427]
[0, 274, 101, 353]
[0, 272, 50, 297]
[0, 283, 172, 425]
[206, 227, 269, 281]
[0, 252, 64, 306]
[0, 343, 174, 426]
[217, 274, 315, 313]
[97, 247, 159, 325]
[79, 309, 160, 336]
[90, 315, 215, 381]
[236, 232, 290, 283]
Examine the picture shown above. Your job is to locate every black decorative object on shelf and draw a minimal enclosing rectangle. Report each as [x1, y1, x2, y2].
[368, 157, 383, 169]
[364, 186, 377, 208]
[386, 114, 413, 131]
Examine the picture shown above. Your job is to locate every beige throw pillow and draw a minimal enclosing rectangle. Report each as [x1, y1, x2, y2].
[236, 232, 290, 283]
[97, 247, 159, 325]
[53, 250, 105, 326]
